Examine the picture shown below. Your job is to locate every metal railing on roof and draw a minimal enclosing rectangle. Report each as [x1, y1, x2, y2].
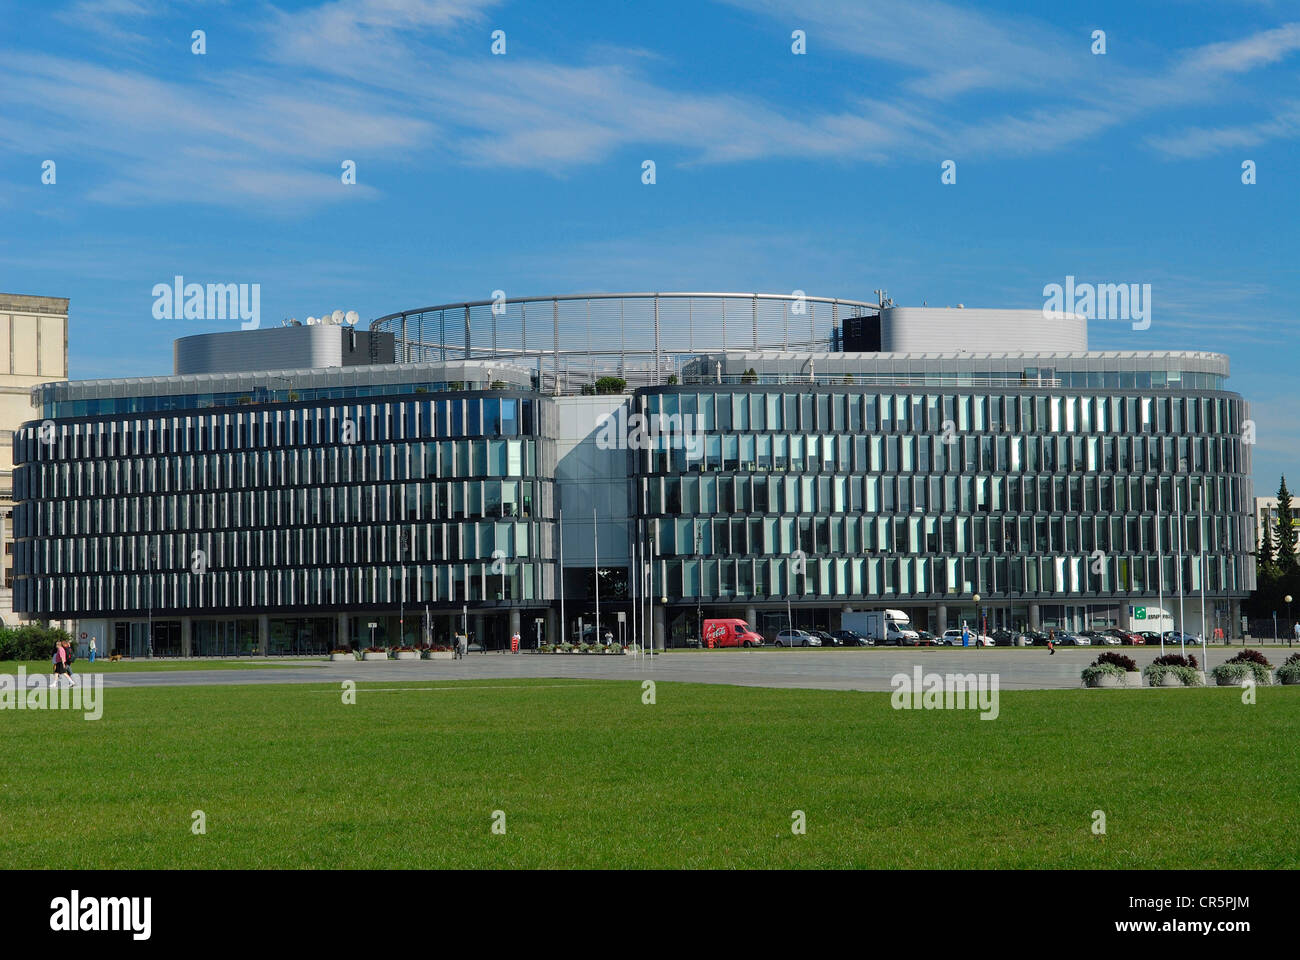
[370, 292, 880, 392]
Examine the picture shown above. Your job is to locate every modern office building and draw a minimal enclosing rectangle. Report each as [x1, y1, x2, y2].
[0, 293, 69, 625]
[1256, 495, 1300, 558]
[13, 293, 1254, 653]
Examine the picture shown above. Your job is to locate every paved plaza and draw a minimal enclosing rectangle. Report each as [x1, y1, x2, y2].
[84, 646, 1273, 692]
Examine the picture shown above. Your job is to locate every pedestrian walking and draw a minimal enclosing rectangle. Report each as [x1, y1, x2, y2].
[961, 621, 969, 648]
[51, 641, 76, 687]
[1047, 627, 1055, 655]
[1293, 622, 1300, 646]
[89, 637, 96, 663]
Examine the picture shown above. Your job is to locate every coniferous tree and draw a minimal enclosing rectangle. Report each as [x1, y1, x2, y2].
[1275, 476, 1299, 573]
[1257, 516, 1276, 580]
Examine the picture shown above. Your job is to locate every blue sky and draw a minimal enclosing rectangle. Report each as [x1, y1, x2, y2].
[1, 0, 1297, 488]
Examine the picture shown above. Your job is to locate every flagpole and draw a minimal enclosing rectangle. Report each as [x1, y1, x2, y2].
[557, 502, 565, 649]
[593, 507, 601, 647]
[1178, 482, 1186, 659]
[1158, 480, 1165, 656]
[631, 522, 639, 660]
[1199, 478, 1207, 668]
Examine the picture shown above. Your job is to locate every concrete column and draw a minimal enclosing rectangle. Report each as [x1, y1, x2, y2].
[653, 603, 666, 650]
[1029, 603, 1041, 632]
[936, 603, 948, 634]
[545, 608, 559, 649]
[258, 614, 269, 656]
[473, 615, 484, 651]
[337, 613, 349, 649]
[746, 605, 757, 629]
[181, 617, 193, 658]
[509, 608, 521, 639]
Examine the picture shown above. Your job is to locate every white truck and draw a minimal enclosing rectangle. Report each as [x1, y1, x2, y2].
[842, 609, 920, 646]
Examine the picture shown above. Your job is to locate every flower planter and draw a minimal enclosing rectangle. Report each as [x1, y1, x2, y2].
[424, 651, 454, 661]
[329, 653, 353, 662]
[1084, 673, 1122, 688]
[394, 651, 421, 661]
[1158, 673, 1183, 687]
[362, 651, 389, 661]
[1281, 672, 1300, 685]
[1124, 671, 1143, 688]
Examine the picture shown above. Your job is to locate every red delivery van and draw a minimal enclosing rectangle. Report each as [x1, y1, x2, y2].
[703, 618, 764, 648]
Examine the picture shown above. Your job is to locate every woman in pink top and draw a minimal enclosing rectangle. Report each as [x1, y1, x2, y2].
[51, 641, 75, 687]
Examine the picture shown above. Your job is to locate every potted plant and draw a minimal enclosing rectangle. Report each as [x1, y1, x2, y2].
[328, 648, 353, 662]
[423, 644, 454, 661]
[1143, 653, 1203, 687]
[392, 645, 421, 661]
[362, 646, 389, 661]
[1210, 649, 1274, 687]
[1277, 652, 1300, 685]
[1081, 651, 1139, 688]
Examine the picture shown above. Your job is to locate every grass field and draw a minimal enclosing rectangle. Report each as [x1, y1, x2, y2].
[0, 659, 325, 674]
[2, 678, 1296, 869]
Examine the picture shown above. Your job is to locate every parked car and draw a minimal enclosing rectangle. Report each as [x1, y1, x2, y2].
[773, 629, 820, 647]
[1162, 630, 1201, 645]
[813, 630, 839, 647]
[1023, 630, 1050, 646]
[914, 630, 939, 646]
[1136, 631, 1163, 644]
[941, 628, 993, 647]
[1055, 632, 1089, 646]
[990, 629, 1021, 646]
[832, 630, 873, 647]
[1105, 628, 1143, 645]
[1082, 630, 1121, 646]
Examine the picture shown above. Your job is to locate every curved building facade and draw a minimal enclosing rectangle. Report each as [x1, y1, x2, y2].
[14, 361, 558, 655]
[632, 349, 1253, 640]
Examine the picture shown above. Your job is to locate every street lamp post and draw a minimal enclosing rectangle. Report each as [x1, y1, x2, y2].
[146, 541, 157, 659]
[972, 593, 981, 648]
[398, 530, 407, 647]
[1288, 595, 1294, 647]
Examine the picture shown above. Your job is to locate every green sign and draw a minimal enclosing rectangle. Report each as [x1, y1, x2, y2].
[1134, 607, 1147, 620]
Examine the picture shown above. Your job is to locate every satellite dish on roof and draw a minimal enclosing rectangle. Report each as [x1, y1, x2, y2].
[305, 316, 318, 325]
[345, 310, 359, 326]
[331, 310, 345, 324]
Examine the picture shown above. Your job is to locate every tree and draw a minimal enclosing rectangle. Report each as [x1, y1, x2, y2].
[594, 376, 627, 395]
[1256, 517, 1276, 580]
[1276, 476, 1299, 573]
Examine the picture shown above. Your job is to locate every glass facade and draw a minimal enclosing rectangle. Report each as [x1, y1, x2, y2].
[13, 391, 559, 621]
[634, 385, 1255, 622]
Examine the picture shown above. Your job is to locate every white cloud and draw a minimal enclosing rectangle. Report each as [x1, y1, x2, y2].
[3, 0, 1297, 209]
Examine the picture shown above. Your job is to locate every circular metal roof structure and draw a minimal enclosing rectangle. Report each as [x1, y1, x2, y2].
[370, 292, 879, 389]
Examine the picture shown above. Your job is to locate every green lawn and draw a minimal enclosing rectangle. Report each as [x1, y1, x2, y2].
[0, 658, 325, 674]
[2, 678, 1295, 869]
